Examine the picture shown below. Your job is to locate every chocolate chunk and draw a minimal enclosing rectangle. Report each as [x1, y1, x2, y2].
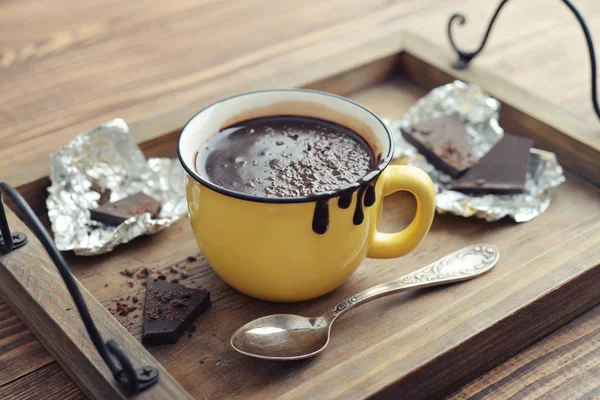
[450, 134, 533, 194]
[90, 192, 161, 226]
[401, 114, 478, 177]
[120, 269, 134, 278]
[142, 277, 211, 345]
[90, 183, 112, 205]
[136, 267, 149, 279]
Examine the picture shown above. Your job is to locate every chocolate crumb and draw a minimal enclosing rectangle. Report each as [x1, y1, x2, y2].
[127, 282, 134, 288]
[104, 283, 109, 288]
[117, 303, 130, 316]
[186, 256, 197, 262]
[180, 272, 189, 279]
[120, 269, 134, 278]
[65, 308, 72, 311]
[157, 274, 166, 280]
[127, 306, 137, 312]
[169, 266, 178, 274]
[141, 281, 147, 286]
[132, 296, 139, 304]
[136, 267, 149, 279]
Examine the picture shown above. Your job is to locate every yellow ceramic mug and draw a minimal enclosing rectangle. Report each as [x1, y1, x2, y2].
[178, 89, 435, 302]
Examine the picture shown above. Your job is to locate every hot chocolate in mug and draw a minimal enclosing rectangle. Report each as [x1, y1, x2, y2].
[178, 89, 435, 302]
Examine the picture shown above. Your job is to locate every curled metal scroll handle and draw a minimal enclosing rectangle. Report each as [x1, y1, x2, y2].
[447, 0, 600, 122]
[0, 182, 159, 396]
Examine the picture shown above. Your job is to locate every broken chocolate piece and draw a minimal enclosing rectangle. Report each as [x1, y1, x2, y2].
[142, 277, 211, 345]
[136, 267, 149, 279]
[120, 269, 134, 278]
[90, 192, 161, 226]
[90, 183, 112, 205]
[401, 114, 478, 177]
[450, 133, 533, 194]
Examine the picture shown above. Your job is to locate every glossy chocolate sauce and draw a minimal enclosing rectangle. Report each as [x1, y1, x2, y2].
[195, 116, 379, 234]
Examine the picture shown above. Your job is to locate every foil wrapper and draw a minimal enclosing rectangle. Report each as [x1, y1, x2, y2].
[47, 119, 187, 255]
[390, 80, 565, 222]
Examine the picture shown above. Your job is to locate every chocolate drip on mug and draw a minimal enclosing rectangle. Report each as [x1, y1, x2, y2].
[312, 199, 330, 234]
[364, 183, 376, 207]
[353, 185, 368, 225]
[338, 193, 353, 209]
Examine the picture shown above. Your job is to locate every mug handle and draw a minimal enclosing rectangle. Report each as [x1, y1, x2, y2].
[367, 165, 436, 259]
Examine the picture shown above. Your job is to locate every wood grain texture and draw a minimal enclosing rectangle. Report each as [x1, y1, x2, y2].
[0, 299, 53, 386]
[0, 210, 193, 399]
[0, 363, 85, 400]
[446, 306, 600, 400]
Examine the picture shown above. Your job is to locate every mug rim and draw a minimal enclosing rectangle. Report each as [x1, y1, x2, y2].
[177, 88, 393, 204]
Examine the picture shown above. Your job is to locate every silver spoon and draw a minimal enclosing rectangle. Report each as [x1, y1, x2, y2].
[231, 244, 499, 360]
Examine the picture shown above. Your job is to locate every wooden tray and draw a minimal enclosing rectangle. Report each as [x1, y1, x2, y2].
[2, 29, 600, 399]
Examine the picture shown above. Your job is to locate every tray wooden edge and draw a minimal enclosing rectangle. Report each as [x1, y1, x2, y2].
[283, 221, 600, 399]
[0, 210, 193, 400]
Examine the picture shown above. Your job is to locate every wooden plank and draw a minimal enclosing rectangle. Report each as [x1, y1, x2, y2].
[0, 299, 53, 385]
[0, 363, 85, 400]
[446, 305, 600, 400]
[0, 210, 193, 399]
[400, 32, 600, 184]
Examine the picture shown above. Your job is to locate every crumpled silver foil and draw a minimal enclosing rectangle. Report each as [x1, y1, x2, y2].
[47, 119, 187, 255]
[389, 80, 565, 222]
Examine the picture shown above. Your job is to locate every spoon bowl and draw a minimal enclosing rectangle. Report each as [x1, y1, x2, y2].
[231, 314, 331, 360]
[231, 244, 499, 360]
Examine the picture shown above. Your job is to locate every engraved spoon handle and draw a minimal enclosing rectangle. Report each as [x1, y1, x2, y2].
[326, 244, 499, 320]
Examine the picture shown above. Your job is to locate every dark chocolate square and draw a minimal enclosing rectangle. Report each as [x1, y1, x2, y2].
[401, 114, 477, 177]
[142, 278, 211, 345]
[90, 192, 160, 226]
[450, 133, 533, 194]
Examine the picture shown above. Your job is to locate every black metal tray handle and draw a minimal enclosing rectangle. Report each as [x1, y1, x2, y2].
[448, 0, 600, 122]
[0, 182, 159, 396]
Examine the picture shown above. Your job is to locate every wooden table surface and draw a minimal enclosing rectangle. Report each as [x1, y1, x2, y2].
[1, 0, 599, 399]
